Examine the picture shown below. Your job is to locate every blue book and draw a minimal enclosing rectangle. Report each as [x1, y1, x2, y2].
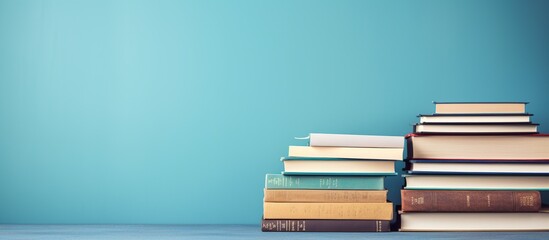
[265, 174, 384, 190]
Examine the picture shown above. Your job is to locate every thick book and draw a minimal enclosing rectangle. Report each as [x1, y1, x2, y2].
[419, 114, 532, 124]
[289, 146, 403, 160]
[282, 158, 395, 175]
[305, 133, 404, 148]
[401, 190, 541, 212]
[265, 174, 384, 190]
[406, 134, 549, 160]
[434, 102, 527, 114]
[403, 175, 549, 190]
[413, 123, 538, 134]
[408, 161, 549, 174]
[263, 202, 393, 220]
[261, 219, 390, 232]
[400, 211, 549, 231]
[264, 189, 387, 203]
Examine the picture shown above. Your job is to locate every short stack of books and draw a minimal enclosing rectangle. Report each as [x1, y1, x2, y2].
[400, 102, 549, 231]
[262, 133, 404, 232]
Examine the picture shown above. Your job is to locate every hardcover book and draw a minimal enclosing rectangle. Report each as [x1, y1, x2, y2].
[406, 134, 549, 160]
[400, 211, 549, 231]
[305, 133, 404, 148]
[407, 161, 549, 174]
[413, 123, 538, 134]
[264, 189, 387, 203]
[419, 114, 532, 124]
[401, 190, 541, 212]
[265, 174, 384, 190]
[282, 158, 395, 175]
[434, 102, 527, 114]
[261, 219, 390, 232]
[263, 202, 393, 220]
[289, 146, 403, 160]
[403, 175, 549, 190]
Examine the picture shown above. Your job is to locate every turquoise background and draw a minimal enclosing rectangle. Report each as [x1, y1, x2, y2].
[1, 0, 548, 224]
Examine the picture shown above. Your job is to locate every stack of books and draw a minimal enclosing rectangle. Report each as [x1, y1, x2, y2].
[262, 133, 404, 232]
[400, 102, 549, 231]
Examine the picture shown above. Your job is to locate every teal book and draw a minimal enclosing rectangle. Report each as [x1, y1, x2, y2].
[265, 174, 384, 190]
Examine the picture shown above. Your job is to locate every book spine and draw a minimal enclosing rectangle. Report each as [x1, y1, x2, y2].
[264, 189, 387, 203]
[265, 174, 384, 190]
[261, 219, 390, 232]
[263, 202, 393, 220]
[401, 190, 541, 212]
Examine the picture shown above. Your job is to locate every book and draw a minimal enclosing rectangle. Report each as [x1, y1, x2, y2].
[265, 174, 384, 190]
[401, 190, 541, 212]
[400, 211, 549, 231]
[261, 219, 390, 232]
[434, 102, 527, 114]
[289, 146, 403, 160]
[419, 114, 531, 124]
[282, 158, 395, 175]
[413, 123, 538, 134]
[263, 202, 393, 220]
[306, 133, 404, 148]
[406, 134, 549, 160]
[403, 175, 549, 190]
[264, 189, 387, 203]
[408, 161, 549, 174]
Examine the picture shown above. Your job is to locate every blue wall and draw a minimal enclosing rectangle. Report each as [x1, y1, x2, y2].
[1, 0, 548, 224]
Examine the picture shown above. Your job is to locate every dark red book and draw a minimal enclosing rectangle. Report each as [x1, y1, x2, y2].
[261, 219, 390, 232]
[401, 190, 541, 212]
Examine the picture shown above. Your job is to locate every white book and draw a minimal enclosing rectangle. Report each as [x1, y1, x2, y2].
[306, 133, 404, 148]
[401, 211, 549, 231]
[404, 175, 549, 190]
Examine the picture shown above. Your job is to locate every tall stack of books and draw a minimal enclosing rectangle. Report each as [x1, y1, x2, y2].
[400, 102, 549, 231]
[262, 133, 404, 232]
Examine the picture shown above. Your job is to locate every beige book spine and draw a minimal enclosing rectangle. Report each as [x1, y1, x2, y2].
[288, 146, 403, 160]
[263, 202, 393, 220]
[264, 189, 387, 203]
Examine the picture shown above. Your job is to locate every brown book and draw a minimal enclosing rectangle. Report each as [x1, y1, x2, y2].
[261, 219, 390, 232]
[263, 202, 393, 220]
[401, 190, 541, 212]
[264, 189, 387, 203]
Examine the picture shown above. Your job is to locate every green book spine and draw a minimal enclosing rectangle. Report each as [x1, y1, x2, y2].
[265, 174, 384, 190]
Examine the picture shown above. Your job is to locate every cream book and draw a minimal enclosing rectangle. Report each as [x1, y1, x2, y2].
[434, 102, 527, 114]
[289, 146, 403, 160]
[283, 158, 395, 174]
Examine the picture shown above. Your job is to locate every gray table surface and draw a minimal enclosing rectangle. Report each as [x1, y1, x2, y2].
[0, 224, 547, 240]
